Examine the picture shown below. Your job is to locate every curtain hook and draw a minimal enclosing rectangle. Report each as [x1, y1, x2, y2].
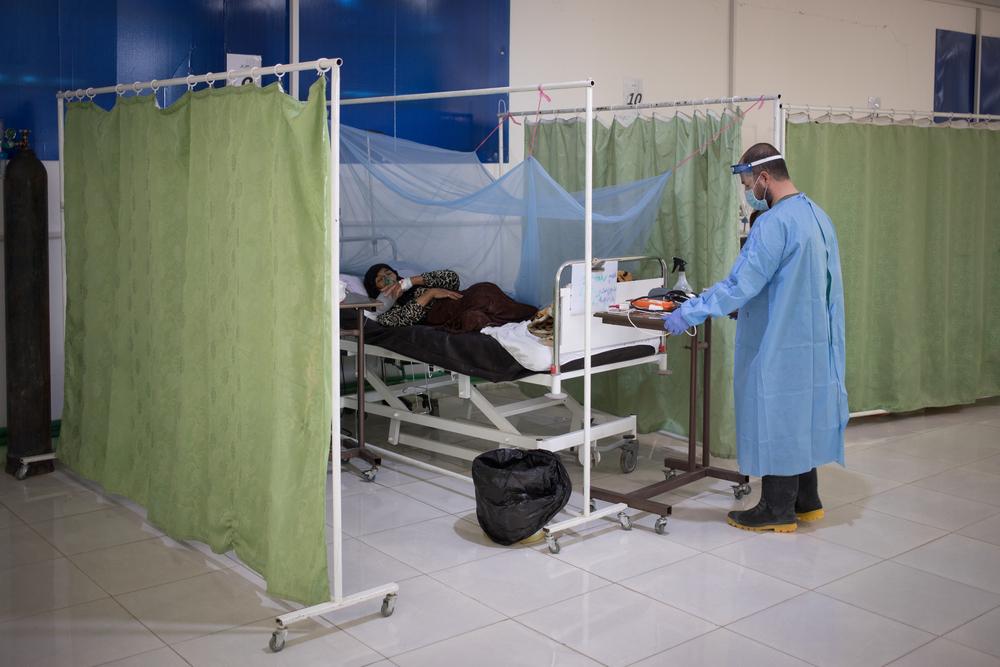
[85, 87, 95, 101]
[150, 79, 160, 95]
[132, 81, 142, 95]
[249, 66, 260, 86]
[316, 58, 332, 78]
[115, 83, 125, 97]
[187, 74, 196, 92]
[273, 63, 285, 91]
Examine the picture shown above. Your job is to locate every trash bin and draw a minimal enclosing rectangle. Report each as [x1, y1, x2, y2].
[471, 449, 572, 546]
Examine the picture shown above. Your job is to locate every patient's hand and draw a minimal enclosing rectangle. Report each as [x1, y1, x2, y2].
[416, 288, 463, 307]
[431, 288, 462, 301]
[381, 282, 405, 300]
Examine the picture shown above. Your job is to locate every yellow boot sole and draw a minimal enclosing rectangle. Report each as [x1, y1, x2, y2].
[796, 509, 825, 522]
[727, 517, 798, 533]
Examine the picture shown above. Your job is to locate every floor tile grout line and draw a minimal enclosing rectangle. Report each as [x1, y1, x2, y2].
[423, 551, 620, 620]
[636, 617, 821, 667]
[508, 615, 617, 666]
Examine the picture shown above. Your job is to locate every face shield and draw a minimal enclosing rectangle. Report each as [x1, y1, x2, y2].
[732, 154, 784, 212]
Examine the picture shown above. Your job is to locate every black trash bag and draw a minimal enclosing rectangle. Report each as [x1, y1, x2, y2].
[472, 449, 572, 546]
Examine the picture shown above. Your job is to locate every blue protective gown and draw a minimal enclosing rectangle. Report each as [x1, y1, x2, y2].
[678, 193, 848, 477]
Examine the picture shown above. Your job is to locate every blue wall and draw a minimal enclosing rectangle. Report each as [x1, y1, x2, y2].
[1, 0, 509, 162]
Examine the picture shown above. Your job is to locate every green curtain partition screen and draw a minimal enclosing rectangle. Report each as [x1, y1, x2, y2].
[60, 80, 332, 605]
[787, 122, 1000, 412]
[529, 114, 742, 456]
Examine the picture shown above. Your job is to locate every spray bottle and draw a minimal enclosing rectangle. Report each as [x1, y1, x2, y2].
[671, 257, 694, 295]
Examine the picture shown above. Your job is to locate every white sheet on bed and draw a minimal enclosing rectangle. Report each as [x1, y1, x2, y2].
[481, 321, 661, 372]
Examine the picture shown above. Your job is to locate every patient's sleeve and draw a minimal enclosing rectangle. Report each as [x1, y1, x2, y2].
[375, 299, 427, 327]
[421, 269, 460, 291]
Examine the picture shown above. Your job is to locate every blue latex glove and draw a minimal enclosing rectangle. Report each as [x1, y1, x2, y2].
[663, 309, 692, 336]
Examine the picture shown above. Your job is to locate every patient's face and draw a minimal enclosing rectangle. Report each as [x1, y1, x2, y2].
[376, 267, 398, 290]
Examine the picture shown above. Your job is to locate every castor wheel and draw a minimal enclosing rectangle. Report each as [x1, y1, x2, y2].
[14, 464, 29, 481]
[589, 499, 597, 513]
[381, 593, 397, 617]
[618, 511, 632, 531]
[663, 469, 680, 481]
[269, 629, 287, 653]
[654, 516, 668, 535]
[362, 467, 379, 482]
[732, 482, 751, 500]
[619, 446, 638, 474]
[577, 447, 600, 468]
[546, 534, 561, 554]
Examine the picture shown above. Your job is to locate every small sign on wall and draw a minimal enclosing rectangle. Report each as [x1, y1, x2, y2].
[226, 53, 263, 87]
[623, 77, 644, 106]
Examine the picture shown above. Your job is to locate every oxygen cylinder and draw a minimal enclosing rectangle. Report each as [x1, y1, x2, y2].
[3, 134, 53, 478]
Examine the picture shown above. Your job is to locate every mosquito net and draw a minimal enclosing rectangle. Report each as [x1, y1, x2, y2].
[339, 125, 671, 307]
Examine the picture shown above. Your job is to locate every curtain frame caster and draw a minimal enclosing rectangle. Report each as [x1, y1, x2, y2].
[732, 482, 751, 500]
[269, 628, 287, 653]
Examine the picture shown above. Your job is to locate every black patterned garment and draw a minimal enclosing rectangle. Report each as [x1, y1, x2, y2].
[375, 270, 460, 327]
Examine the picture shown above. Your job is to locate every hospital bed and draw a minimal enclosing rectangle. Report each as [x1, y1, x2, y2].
[339, 254, 672, 480]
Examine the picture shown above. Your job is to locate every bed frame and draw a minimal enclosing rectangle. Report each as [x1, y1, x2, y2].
[340, 255, 671, 475]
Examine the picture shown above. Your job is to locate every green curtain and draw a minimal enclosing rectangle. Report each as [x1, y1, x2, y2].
[529, 113, 742, 456]
[60, 80, 332, 605]
[787, 122, 1000, 411]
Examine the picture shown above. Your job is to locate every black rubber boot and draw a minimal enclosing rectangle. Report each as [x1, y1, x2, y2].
[727, 475, 798, 533]
[795, 468, 824, 522]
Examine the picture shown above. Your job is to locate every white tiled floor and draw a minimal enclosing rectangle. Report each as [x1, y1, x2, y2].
[1, 396, 998, 665]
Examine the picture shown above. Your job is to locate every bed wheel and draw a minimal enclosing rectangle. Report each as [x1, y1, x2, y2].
[546, 535, 561, 554]
[655, 517, 668, 535]
[363, 467, 379, 482]
[664, 469, 680, 481]
[577, 447, 600, 468]
[618, 512, 632, 531]
[619, 447, 638, 474]
[14, 464, 29, 481]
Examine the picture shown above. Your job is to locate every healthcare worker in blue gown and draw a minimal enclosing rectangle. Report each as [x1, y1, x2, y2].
[664, 143, 849, 533]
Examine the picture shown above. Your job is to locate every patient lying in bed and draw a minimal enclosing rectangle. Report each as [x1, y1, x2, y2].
[363, 264, 537, 333]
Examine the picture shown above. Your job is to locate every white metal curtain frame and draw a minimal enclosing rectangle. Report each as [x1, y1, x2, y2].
[53, 58, 401, 651]
[497, 94, 782, 175]
[331, 78, 635, 546]
[779, 103, 1000, 157]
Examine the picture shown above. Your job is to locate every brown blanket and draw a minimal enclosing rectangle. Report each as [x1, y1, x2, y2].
[424, 283, 538, 333]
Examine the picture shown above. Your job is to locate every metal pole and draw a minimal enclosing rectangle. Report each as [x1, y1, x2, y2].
[55, 58, 342, 98]
[772, 96, 782, 150]
[975, 8, 983, 116]
[290, 0, 300, 99]
[504, 94, 780, 119]
[582, 84, 593, 517]
[688, 326, 698, 472]
[57, 97, 67, 315]
[781, 104, 1000, 122]
[702, 320, 712, 467]
[329, 63, 343, 603]
[340, 80, 594, 106]
[498, 120, 505, 177]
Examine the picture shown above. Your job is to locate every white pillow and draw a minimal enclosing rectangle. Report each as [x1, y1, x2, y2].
[340, 273, 367, 297]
